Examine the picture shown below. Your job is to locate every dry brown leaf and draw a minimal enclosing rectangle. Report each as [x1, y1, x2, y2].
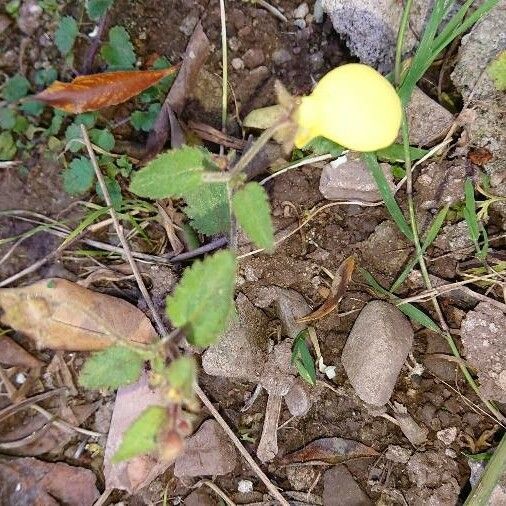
[34, 67, 179, 114]
[278, 437, 378, 465]
[0, 278, 157, 351]
[0, 335, 43, 368]
[297, 256, 356, 323]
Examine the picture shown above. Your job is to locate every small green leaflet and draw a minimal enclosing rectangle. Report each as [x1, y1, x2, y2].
[129, 146, 211, 199]
[96, 177, 122, 210]
[303, 136, 345, 157]
[112, 406, 167, 462]
[463, 179, 480, 243]
[166, 250, 236, 347]
[0, 132, 16, 161]
[55, 16, 79, 56]
[291, 330, 316, 386]
[487, 50, 506, 91]
[165, 356, 197, 399]
[0, 108, 16, 129]
[101, 26, 136, 70]
[184, 183, 230, 235]
[78, 345, 145, 389]
[2, 74, 30, 102]
[130, 103, 161, 132]
[376, 143, 428, 162]
[35, 67, 57, 87]
[65, 123, 84, 152]
[232, 182, 274, 251]
[86, 0, 114, 20]
[62, 156, 95, 195]
[90, 128, 115, 151]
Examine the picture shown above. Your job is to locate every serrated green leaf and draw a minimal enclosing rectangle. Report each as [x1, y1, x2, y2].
[35, 67, 58, 87]
[2, 74, 30, 102]
[75, 112, 98, 128]
[13, 115, 29, 134]
[487, 50, 506, 91]
[55, 16, 78, 56]
[79, 345, 145, 389]
[130, 103, 161, 132]
[0, 108, 16, 129]
[303, 136, 345, 157]
[86, 0, 114, 20]
[96, 176, 122, 210]
[0, 132, 16, 161]
[165, 356, 196, 399]
[184, 183, 230, 235]
[166, 250, 236, 347]
[129, 146, 211, 199]
[101, 26, 136, 70]
[20, 100, 45, 116]
[232, 182, 274, 251]
[90, 128, 115, 151]
[65, 123, 84, 152]
[62, 156, 95, 195]
[112, 406, 167, 462]
[376, 143, 428, 162]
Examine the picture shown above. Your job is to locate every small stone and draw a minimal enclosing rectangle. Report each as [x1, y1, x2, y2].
[294, 18, 307, 29]
[306, 13, 314, 24]
[342, 301, 414, 406]
[238, 480, 254, 493]
[309, 51, 324, 71]
[231, 57, 244, 70]
[242, 48, 265, 69]
[287, 466, 319, 491]
[229, 7, 247, 29]
[184, 489, 219, 506]
[320, 157, 394, 203]
[272, 48, 293, 65]
[323, 465, 372, 506]
[174, 420, 238, 477]
[285, 378, 312, 416]
[293, 2, 309, 19]
[404, 87, 454, 146]
[228, 37, 240, 52]
[260, 340, 296, 396]
[385, 445, 411, 464]
[436, 427, 458, 446]
[179, 13, 199, 37]
[17, 0, 42, 35]
[314, 0, 324, 23]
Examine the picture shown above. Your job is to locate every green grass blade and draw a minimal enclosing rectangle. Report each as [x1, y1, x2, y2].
[362, 152, 413, 241]
[61, 206, 111, 247]
[464, 179, 480, 242]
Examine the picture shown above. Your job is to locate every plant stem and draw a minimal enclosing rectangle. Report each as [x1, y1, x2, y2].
[219, 0, 228, 157]
[400, 115, 505, 423]
[464, 432, 506, 505]
[394, 0, 413, 86]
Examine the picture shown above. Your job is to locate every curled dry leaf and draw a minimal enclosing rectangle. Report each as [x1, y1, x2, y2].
[0, 335, 43, 368]
[278, 436, 378, 465]
[34, 67, 179, 114]
[0, 278, 157, 351]
[297, 256, 356, 323]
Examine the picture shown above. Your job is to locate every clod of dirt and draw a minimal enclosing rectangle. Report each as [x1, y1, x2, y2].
[0, 457, 99, 506]
[405, 450, 460, 505]
[404, 88, 454, 147]
[260, 340, 296, 396]
[174, 419, 238, 477]
[202, 293, 269, 382]
[461, 302, 506, 403]
[391, 402, 429, 447]
[433, 221, 474, 261]
[319, 157, 394, 203]
[437, 427, 458, 446]
[286, 465, 320, 491]
[341, 300, 414, 406]
[183, 488, 220, 506]
[17, 0, 42, 35]
[322, 464, 372, 506]
[385, 444, 412, 464]
[284, 378, 312, 416]
[242, 48, 265, 69]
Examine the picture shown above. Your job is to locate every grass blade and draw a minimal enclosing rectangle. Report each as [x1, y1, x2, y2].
[362, 152, 413, 241]
[61, 206, 111, 247]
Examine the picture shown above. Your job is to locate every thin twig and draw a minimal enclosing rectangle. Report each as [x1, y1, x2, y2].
[170, 237, 228, 261]
[193, 479, 236, 506]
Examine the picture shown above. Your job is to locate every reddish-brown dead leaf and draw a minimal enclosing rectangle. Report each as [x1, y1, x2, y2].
[34, 67, 179, 114]
[278, 437, 378, 465]
[467, 147, 493, 167]
[0, 278, 157, 351]
[296, 256, 356, 323]
[0, 335, 43, 368]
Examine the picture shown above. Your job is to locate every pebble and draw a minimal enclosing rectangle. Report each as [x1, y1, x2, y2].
[284, 378, 312, 416]
[17, 0, 42, 35]
[323, 465, 372, 505]
[437, 427, 458, 446]
[237, 480, 253, 493]
[272, 48, 293, 65]
[242, 48, 265, 69]
[293, 2, 309, 19]
[342, 300, 414, 406]
[228, 36, 241, 52]
[385, 445, 412, 464]
[231, 57, 244, 70]
[179, 13, 199, 37]
[314, 0, 324, 23]
[287, 466, 319, 491]
[294, 18, 307, 29]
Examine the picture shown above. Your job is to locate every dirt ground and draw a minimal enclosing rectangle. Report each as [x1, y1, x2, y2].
[1, 0, 505, 505]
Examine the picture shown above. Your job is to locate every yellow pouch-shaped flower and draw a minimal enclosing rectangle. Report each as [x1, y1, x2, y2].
[294, 64, 402, 152]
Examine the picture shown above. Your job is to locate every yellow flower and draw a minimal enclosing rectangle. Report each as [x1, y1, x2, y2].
[294, 64, 402, 152]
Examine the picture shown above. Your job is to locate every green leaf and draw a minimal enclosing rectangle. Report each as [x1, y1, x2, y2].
[464, 179, 480, 243]
[376, 143, 428, 162]
[129, 146, 211, 199]
[20, 100, 45, 116]
[96, 176, 122, 210]
[79, 345, 145, 389]
[0, 108, 16, 129]
[292, 330, 316, 386]
[112, 406, 167, 462]
[35, 67, 58, 87]
[130, 103, 161, 132]
[75, 112, 98, 128]
[232, 182, 274, 251]
[90, 128, 115, 151]
[487, 51, 506, 91]
[13, 115, 29, 134]
[62, 206, 111, 247]
[101, 26, 136, 70]
[2, 74, 30, 102]
[0, 132, 16, 161]
[49, 110, 66, 135]
[86, 0, 114, 20]
[165, 356, 197, 399]
[62, 156, 95, 195]
[65, 123, 84, 152]
[184, 183, 230, 235]
[362, 152, 414, 242]
[304, 136, 345, 157]
[397, 303, 440, 334]
[55, 16, 78, 56]
[166, 250, 236, 347]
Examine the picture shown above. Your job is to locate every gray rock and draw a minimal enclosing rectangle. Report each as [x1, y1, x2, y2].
[260, 340, 296, 396]
[385, 445, 412, 464]
[287, 466, 319, 491]
[272, 48, 293, 65]
[242, 48, 265, 69]
[342, 301, 414, 406]
[404, 88, 454, 146]
[319, 157, 394, 203]
[202, 293, 269, 382]
[461, 302, 506, 403]
[174, 420, 238, 477]
[17, 0, 42, 35]
[231, 57, 244, 70]
[285, 378, 312, 416]
[314, 0, 324, 23]
[323, 465, 372, 506]
[294, 19, 307, 29]
[179, 13, 199, 37]
[293, 2, 309, 19]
